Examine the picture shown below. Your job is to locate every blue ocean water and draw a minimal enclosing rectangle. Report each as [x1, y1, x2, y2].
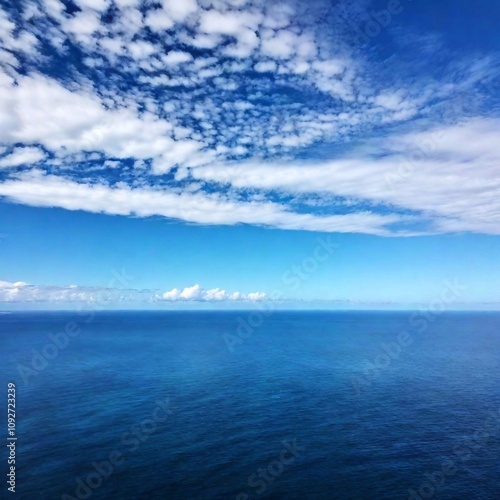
[0, 311, 499, 499]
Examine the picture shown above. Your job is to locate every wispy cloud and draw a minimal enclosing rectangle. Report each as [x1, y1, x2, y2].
[0, 280, 150, 303]
[0, 146, 46, 169]
[0, 171, 407, 235]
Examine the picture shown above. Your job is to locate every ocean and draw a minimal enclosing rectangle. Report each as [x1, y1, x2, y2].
[0, 311, 499, 499]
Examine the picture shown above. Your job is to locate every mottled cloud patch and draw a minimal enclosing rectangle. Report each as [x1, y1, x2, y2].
[0, 0, 498, 236]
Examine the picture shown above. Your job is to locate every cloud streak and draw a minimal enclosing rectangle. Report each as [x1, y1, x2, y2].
[0, 171, 407, 235]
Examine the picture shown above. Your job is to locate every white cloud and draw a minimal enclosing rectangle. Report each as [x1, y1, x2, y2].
[200, 10, 260, 36]
[262, 3, 294, 29]
[254, 61, 277, 73]
[0, 280, 150, 303]
[0, 9, 39, 59]
[0, 281, 28, 288]
[63, 10, 101, 42]
[0, 171, 404, 235]
[0, 0, 497, 239]
[180, 284, 202, 300]
[0, 147, 46, 168]
[161, 0, 198, 23]
[189, 117, 500, 235]
[198, 9, 262, 58]
[145, 9, 174, 32]
[312, 59, 345, 76]
[163, 51, 193, 65]
[247, 292, 267, 301]
[0, 279, 265, 303]
[157, 284, 267, 302]
[0, 72, 205, 166]
[151, 141, 202, 173]
[261, 29, 297, 59]
[75, 0, 110, 12]
[129, 40, 156, 59]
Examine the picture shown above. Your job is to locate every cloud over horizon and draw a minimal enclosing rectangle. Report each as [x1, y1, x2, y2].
[0, 280, 267, 303]
[156, 284, 267, 302]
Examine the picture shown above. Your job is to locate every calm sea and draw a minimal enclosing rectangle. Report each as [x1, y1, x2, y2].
[0, 311, 499, 499]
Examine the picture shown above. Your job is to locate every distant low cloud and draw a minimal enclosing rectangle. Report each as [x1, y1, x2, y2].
[0, 280, 267, 304]
[155, 284, 267, 302]
[0, 280, 150, 303]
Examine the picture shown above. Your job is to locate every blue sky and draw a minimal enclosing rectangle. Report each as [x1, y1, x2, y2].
[0, 0, 499, 309]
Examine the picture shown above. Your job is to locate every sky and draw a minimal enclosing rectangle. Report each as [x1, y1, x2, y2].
[0, 0, 499, 309]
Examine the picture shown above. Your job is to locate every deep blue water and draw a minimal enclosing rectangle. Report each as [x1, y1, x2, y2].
[0, 311, 499, 499]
